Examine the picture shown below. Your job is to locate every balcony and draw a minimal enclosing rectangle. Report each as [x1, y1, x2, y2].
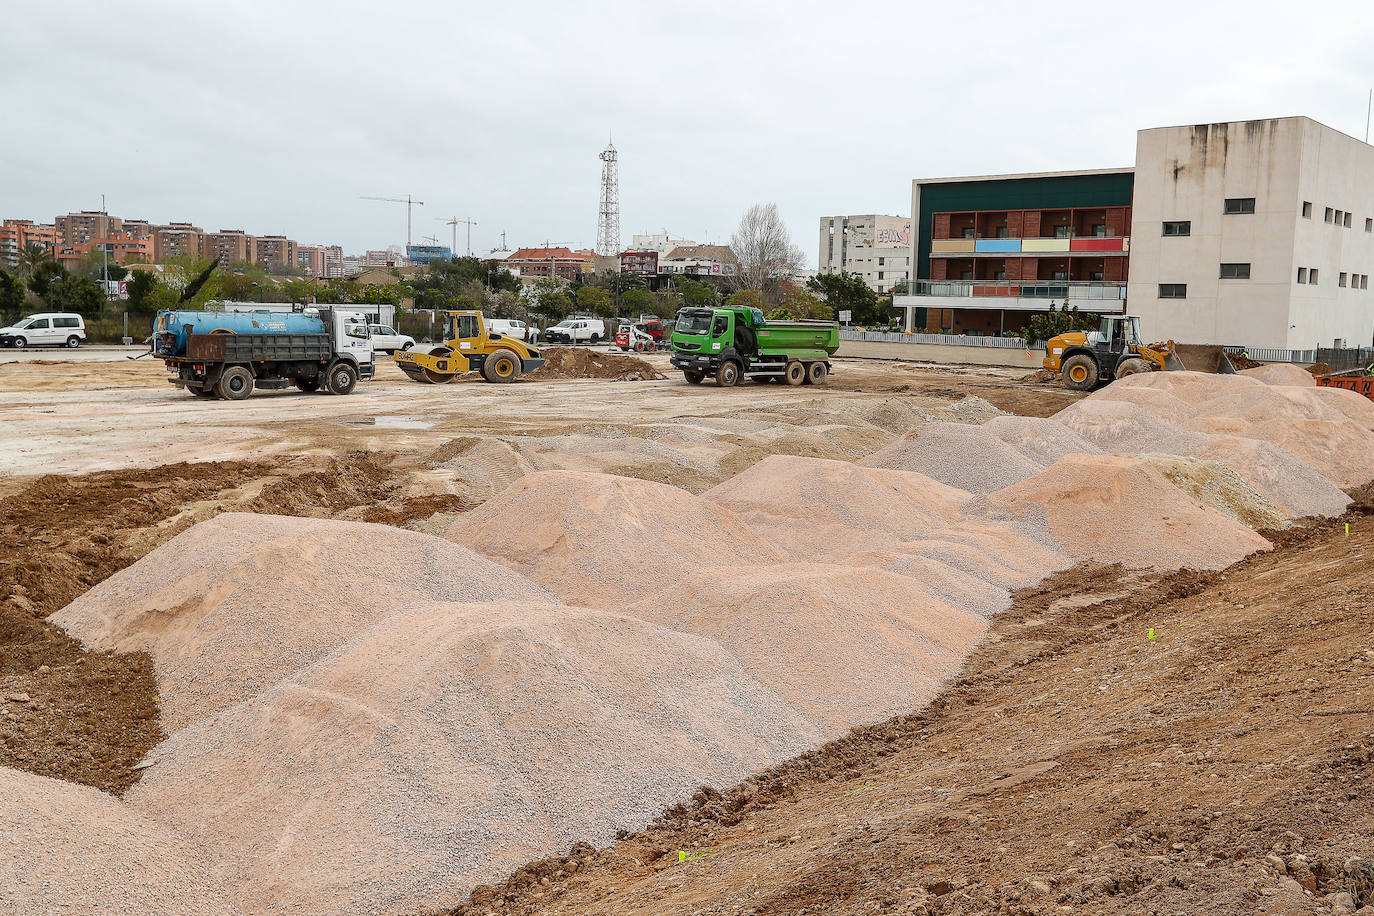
[892, 279, 1126, 313]
[930, 236, 1129, 255]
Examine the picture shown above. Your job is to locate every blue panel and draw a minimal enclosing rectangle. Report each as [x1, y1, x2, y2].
[974, 239, 1022, 253]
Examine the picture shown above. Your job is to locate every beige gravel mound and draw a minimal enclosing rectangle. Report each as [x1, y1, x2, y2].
[449, 470, 782, 607]
[1054, 398, 1213, 455]
[130, 602, 817, 916]
[858, 423, 1043, 495]
[1136, 453, 1291, 529]
[625, 563, 986, 734]
[1186, 416, 1374, 489]
[1240, 363, 1317, 387]
[981, 414, 1103, 466]
[850, 520, 1070, 593]
[975, 454, 1271, 571]
[704, 455, 969, 561]
[1, 766, 236, 916]
[1185, 436, 1350, 518]
[53, 513, 552, 730]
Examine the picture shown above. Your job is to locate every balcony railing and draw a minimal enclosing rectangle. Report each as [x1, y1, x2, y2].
[892, 279, 1127, 300]
[930, 236, 1129, 254]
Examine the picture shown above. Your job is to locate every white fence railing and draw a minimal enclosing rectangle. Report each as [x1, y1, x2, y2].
[841, 329, 1034, 349]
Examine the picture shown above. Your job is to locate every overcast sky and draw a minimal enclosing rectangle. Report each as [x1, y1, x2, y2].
[4, 1, 1372, 265]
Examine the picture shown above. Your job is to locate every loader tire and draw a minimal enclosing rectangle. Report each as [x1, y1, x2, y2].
[216, 366, 254, 400]
[784, 361, 806, 386]
[1062, 354, 1099, 391]
[482, 348, 521, 383]
[1115, 358, 1152, 380]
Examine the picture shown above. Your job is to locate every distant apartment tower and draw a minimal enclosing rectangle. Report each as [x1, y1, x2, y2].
[0, 219, 59, 266]
[818, 214, 912, 294]
[324, 245, 344, 278]
[153, 223, 205, 261]
[254, 235, 297, 271]
[202, 229, 252, 264]
[56, 210, 123, 246]
[297, 245, 327, 276]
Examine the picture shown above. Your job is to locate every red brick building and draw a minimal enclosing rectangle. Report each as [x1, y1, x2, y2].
[506, 247, 595, 281]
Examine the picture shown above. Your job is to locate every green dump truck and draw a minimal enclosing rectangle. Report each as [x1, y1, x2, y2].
[669, 307, 840, 387]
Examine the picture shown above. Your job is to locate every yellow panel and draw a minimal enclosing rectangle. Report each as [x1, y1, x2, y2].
[1022, 238, 1071, 252]
[931, 239, 976, 253]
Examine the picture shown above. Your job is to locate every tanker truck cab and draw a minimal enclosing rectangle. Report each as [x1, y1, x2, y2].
[670, 306, 839, 387]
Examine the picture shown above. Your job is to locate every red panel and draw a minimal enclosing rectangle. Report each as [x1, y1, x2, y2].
[972, 285, 1019, 298]
[1070, 238, 1125, 252]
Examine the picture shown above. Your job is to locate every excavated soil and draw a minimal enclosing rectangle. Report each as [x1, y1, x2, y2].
[527, 347, 664, 381]
[440, 498, 1374, 916]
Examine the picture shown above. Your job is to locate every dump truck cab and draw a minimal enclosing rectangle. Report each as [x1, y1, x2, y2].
[394, 309, 545, 384]
[1044, 315, 1181, 391]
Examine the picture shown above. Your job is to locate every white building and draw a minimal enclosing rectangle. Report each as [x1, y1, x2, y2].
[1128, 117, 1374, 350]
[629, 232, 696, 257]
[818, 214, 912, 294]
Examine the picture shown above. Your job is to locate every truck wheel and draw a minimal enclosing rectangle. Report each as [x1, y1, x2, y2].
[806, 362, 828, 385]
[784, 361, 805, 386]
[294, 378, 320, 393]
[683, 370, 705, 385]
[482, 349, 521, 383]
[327, 362, 359, 395]
[66, 336, 81, 349]
[216, 366, 255, 400]
[1062, 354, 1100, 391]
[715, 360, 740, 387]
[1116, 358, 1152, 379]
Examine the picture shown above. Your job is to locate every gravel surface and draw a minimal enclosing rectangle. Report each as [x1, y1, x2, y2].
[859, 423, 1044, 494]
[53, 513, 552, 730]
[1136, 453, 1291, 529]
[981, 414, 1103, 465]
[1240, 363, 1317, 387]
[625, 563, 986, 735]
[128, 602, 818, 916]
[1, 765, 236, 916]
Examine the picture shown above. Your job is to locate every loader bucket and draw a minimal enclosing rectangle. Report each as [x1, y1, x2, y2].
[1170, 344, 1237, 374]
[1163, 349, 1188, 372]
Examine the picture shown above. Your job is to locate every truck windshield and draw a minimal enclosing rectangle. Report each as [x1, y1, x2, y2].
[675, 313, 712, 334]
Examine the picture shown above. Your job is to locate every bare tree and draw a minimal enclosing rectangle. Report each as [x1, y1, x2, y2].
[730, 203, 805, 302]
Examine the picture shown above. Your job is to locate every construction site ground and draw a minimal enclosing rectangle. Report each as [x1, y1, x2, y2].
[6, 347, 1370, 915]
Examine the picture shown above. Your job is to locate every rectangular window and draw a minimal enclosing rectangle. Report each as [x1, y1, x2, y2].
[1363, 275, 1369, 290]
[961, 227, 974, 239]
[1297, 267, 1307, 284]
[1310, 268, 1319, 284]
[1053, 270, 1068, 281]
[1326, 207, 1335, 223]
[995, 226, 1008, 238]
[993, 270, 1006, 280]
[1339, 272, 1348, 287]
[877, 272, 884, 280]
[1159, 283, 1187, 298]
[878, 257, 884, 266]
[1220, 263, 1251, 279]
[1303, 201, 1313, 218]
[1162, 220, 1191, 236]
[1092, 224, 1107, 237]
[1053, 225, 1071, 238]
[1345, 212, 1353, 228]
[1224, 198, 1256, 214]
[1336, 210, 1344, 224]
[959, 270, 973, 281]
[1089, 270, 1105, 281]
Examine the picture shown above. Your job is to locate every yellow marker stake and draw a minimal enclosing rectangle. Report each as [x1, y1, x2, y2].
[1346, 523, 1351, 537]
[1148, 628, 1157, 640]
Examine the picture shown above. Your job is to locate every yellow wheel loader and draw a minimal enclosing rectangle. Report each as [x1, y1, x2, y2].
[394, 310, 545, 384]
[1043, 315, 1233, 391]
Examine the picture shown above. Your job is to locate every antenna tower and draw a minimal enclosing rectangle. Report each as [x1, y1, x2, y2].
[596, 139, 620, 256]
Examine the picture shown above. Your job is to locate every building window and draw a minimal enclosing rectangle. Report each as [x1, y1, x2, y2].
[1052, 269, 1068, 281]
[1310, 268, 1319, 284]
[1159, 283, 1187, 298]
[995, 226, 1008, 239]
[1363, 275, 1369, 290]
[993, 270, 1006, 281]
[1053, 225, 1071, 238]
[959, 270, 973, 281]
[1325, 207, 1335, 223]
[1366, 218, 1373, 232]
[1219, 263, 1251, 279]
[961, 227, 974, 239]
[1092, 224, 1107, 237]
[1224, 198, 1256, 214]
[1162, 220, 1191, 236]
[1089, 271, 1104, 282]
[1339, 272, 1348, 287]
[1297, 267, 1307, 284]
[878, 257, 884, 266]
[877, 272, 884, 280]
[1303, 201, 1313, 218]
[1345, 212, 1353, 228]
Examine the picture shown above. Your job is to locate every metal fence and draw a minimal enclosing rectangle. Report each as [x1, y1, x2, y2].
[1222, 346, 1317, 364]
[1316, 347, 1374, 371]
[841, 329, 1034, 349]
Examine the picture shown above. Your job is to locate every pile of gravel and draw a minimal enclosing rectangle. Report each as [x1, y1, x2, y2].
[1, 765, 235, 916]
[859, 423, 1044, 495]
[53, 513, 552, 730]
[1136, 453, 1290, 530]
[981, 414, 1103, 467]
[1240, 363, 1317, 387]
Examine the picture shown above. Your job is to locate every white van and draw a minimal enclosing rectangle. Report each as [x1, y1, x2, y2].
[367, 324, 415, 354]
[485, 318, 534, 343]
[543, 317, 605, 344]
[0, 313, 87, 348]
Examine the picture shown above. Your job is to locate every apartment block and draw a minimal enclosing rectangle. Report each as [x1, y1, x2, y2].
[56, 211, 122, 246]
[153, 223, 205, 261]
[659, 244, 738, 277]
[325, 245, 344, 278]
[203, 229, 254, 264]
[1, 219, 59, 267]
[297, 245, 327, 276]
[254, 235, 297, 271]
[619, 250, 659, 275]
[818, 214, 912, 294]
[505, 247, 595, 281]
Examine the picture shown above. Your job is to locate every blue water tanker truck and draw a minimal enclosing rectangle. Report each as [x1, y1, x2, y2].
[152, 306, 375, 399]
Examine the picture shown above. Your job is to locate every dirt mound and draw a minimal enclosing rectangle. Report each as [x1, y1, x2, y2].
[1, 765, 234, 915]
[981, 414, 1103, 466]
[1240, 362, 1317, 387]
[1054, 398, 1212, 454]
[849, 519, 1070, 593]
[1227, 351, 1264, 369]
[858, 423, 1043, 494]
[704, 456, 969, 561]
[975, 454, 1271, 570]
[1188, 416, 1374, 489]
[625, 563, 986, 735]
[1307, 361, 1333, 375]
[53, 513, 552, 731]
[1186, 436, 1351, 518]
[527, 347, 664, 381]
[245, 451, 398, 515]
[129, 602, 818, 916]
[1136, 453, 1290, 529]
[449, 471, 781, 607]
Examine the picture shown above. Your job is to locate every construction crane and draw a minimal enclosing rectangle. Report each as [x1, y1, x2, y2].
[360, 195, 425, 248]
[439, 216, 477, 256]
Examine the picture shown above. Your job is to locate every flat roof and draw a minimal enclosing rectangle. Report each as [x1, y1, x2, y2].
[1137, 114, 1373, 149]
[914, 167, 1133, 186]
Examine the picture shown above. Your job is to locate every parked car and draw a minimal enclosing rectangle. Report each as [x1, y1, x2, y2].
[0, 313, 86, 348]
[368, 324, 415, 354]
[485, 318, 535, 343]
[543, 317, 606, 344]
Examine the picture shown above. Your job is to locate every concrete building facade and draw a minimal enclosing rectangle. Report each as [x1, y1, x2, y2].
[254, 235, 298, 271]
[1127, 117, 1374, 350]
[818, 214, 912, 294]
[1, 220, 59, 266]
[55, 211, 120, 246]
[152, 223, 205, 262]
[204, 230, 253, 264]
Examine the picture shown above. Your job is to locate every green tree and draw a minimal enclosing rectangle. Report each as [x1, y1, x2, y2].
[27, 261, 68, 300]
[725, 289, 766, 311]
[43, 275, 104, 316]
[621, 288, 653, 317]
[124, 270, 160, 316]
[806, 271, 882, 325]
[577, 285, 612, 316]
[16, 244, 48, 279]
[1024, 304, 1099, 343]
[0, 269, 25, 314]
[672, 276, 717, 309]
